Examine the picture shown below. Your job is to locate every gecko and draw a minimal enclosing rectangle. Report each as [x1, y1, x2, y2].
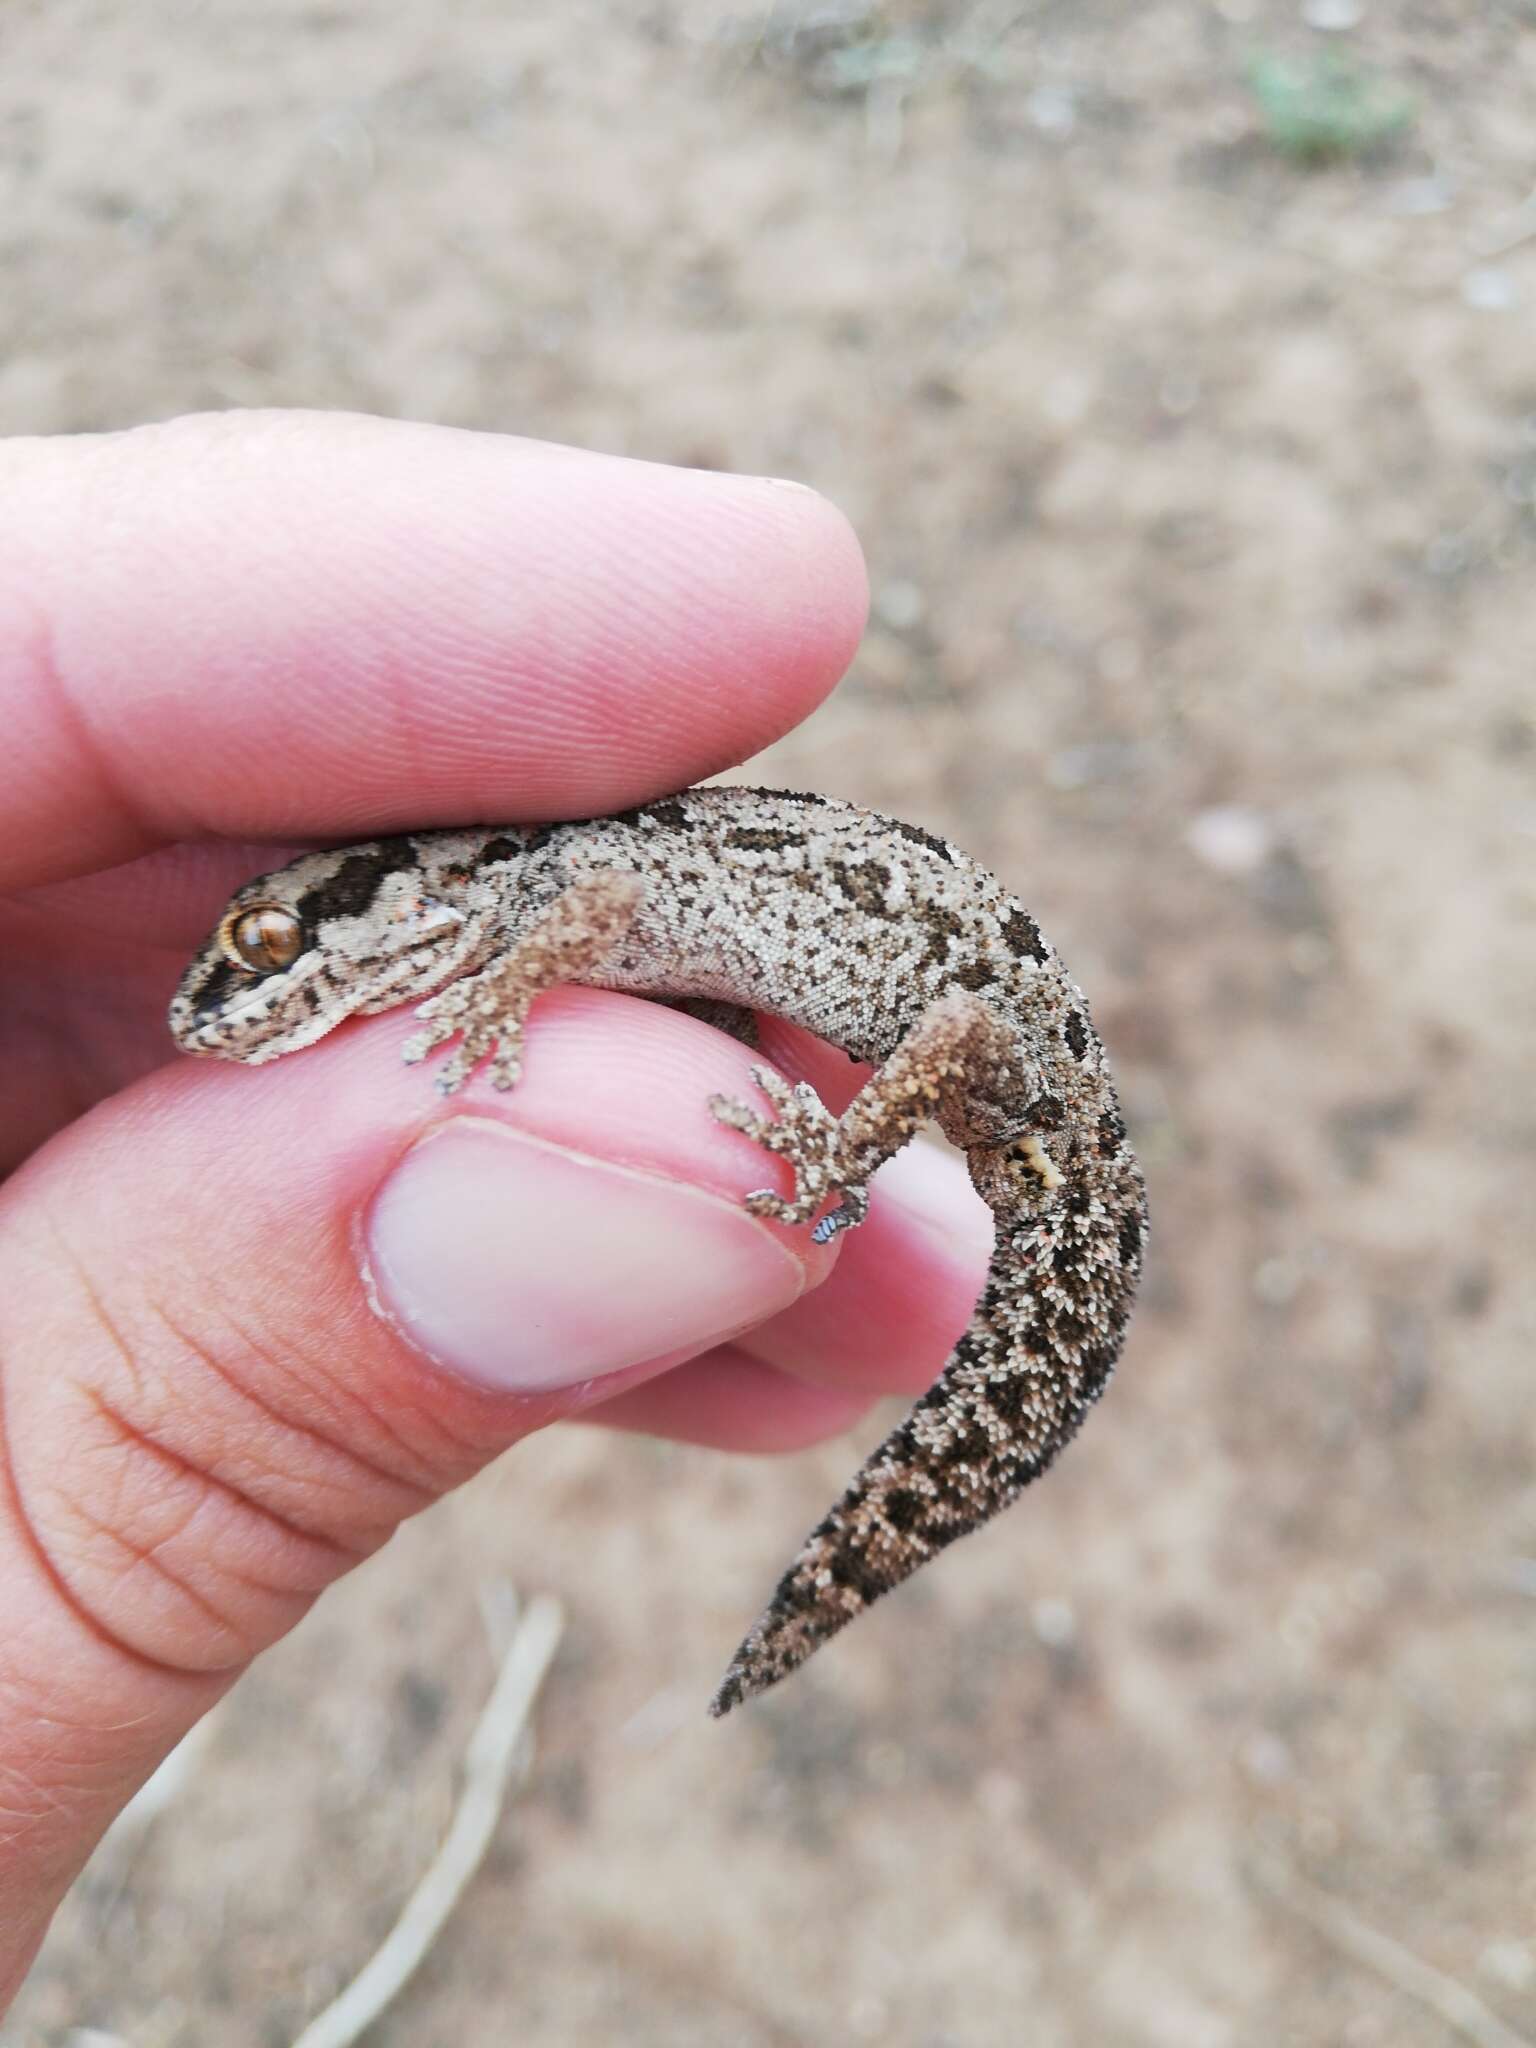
[169, 786, 1147, 1716]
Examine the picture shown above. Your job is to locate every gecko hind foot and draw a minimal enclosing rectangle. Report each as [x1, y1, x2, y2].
[709, 1065, 872, 1236]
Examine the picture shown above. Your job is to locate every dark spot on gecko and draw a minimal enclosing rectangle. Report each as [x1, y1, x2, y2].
[1032, 1093, 1066, 1131]
[1097, 1107, 1127, 1154]
[828, 858, 895, 916]
[1117, 1210, 1143, 1268]
[1062, 1010, 1089, 1060]
[925, 1476, 984, 1531]
[772, 1568, 824, 1618]
[1075, 1339, 1120, 1401]
[522, 825, 561, 854]
[608, 800, 691, 832]
[1000, 906, 1049, 964]
[984, 1370, 1036, 1427]
[475, 836, 523, 868]
[725, 826, 806, 853]
[914, 1375, 959, 1416]
[920, 903, 967, 968]
[886, 1419, 922, 1465]
[828, 1551, 890, 1602]
[192, 956, 245, 1018]
[301, 840, 421, 926]
[940, 1422, 993, 1468]
[955, 958, 998, 991]
[1049, 1311, 1092, 1356]
[889, 816, 958, 863]
[880, 1487, 922, 1534]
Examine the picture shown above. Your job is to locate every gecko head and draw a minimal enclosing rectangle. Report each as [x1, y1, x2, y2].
[169, 838, 481, 1064]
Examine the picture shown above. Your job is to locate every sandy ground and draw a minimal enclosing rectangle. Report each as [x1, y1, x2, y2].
[5, 3, 1535, 2044]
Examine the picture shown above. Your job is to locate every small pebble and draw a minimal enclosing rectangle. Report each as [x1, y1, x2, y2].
[1253, 1255, 1303, 1307]
[848, 1994, 892, 2038]
[1301, 0, 1363, 28]
[1479, 1941, 1536, 1993]
[1031, 1594, 1077, 1647]
[1385, 174, 1453, 217]
[1160, 368, 1201, 417]
[977, 1768, 1024, 1819]
[1240, 1731, 1295, 1784]
[1461, 265, 1518, 312]
[1096, 633, 1143, 685]
[1186, 804, 1275, 876]
[1026, 85, 1076, 136]
[874, 577, 926, 631]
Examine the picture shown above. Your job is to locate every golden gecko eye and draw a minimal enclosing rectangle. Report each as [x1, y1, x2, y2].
[225, 905, 305, 973]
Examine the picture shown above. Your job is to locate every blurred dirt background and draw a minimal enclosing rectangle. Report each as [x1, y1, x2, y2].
[5, 2, 1535, 2044]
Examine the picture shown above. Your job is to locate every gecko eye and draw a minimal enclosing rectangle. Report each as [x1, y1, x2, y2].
[225, 905, 306, 973]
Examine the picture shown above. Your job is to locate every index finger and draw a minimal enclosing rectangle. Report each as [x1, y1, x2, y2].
[2, 411, 868, 889]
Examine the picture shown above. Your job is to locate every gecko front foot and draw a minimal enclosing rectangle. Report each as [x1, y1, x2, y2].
[401, 870, 647, 1095]
[709, 1065, 872, 1239]
[402, 973, 525, 1094]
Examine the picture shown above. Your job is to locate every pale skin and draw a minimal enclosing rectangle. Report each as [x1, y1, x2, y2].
[0, 412, 1001, 2010]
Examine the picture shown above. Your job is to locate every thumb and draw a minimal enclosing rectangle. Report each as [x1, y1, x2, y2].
[0, 988, 825, 2001]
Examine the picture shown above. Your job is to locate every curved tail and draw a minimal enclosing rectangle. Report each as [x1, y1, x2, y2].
[709, 1140, 1145, 1716]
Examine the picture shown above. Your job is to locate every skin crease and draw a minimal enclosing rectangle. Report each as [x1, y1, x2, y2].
[0, 413, 1019, 2011]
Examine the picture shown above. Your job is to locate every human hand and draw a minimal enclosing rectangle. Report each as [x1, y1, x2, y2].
[0, 412, 992, 2004]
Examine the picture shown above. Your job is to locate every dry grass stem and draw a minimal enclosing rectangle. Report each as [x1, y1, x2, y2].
[290, 1594, 565, 2048]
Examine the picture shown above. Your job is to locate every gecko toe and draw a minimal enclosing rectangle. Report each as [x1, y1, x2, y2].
[810, 1189, 869, 1243]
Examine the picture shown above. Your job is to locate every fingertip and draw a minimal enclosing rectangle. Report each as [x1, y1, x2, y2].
[748, 474, 870, 699]
[2, 416, 872, 885]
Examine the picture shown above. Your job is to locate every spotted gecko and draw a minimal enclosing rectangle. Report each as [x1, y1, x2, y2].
[170, 787, 1147, 1715]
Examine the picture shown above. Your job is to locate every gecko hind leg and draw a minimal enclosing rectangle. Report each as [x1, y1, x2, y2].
[402, 871, 645, 1094]
[709, 990, 1017, 1243]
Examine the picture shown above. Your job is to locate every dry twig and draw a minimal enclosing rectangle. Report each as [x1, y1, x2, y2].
[1251, 1854, 1533, 2048]
[290, 1593, 565, 2048]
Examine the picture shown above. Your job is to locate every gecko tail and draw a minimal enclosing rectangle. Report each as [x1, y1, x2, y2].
[705, 1379, 1003, 1717]
[707, 1180, 1141, 1717]
[708, 1253, 1037, 1718]
[707, 1511, 920, 1718]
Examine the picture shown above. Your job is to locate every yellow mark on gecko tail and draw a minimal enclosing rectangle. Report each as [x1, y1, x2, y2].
[1018, 1135, 1064, 1190]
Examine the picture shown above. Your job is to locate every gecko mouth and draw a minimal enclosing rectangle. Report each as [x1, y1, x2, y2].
[167, 948, 351, 1059]
[170, 983, 339, 1059]
[169, 919, 468, 1061]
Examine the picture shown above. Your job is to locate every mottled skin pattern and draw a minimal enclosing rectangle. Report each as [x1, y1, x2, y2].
[170, 787, 1147, 1715]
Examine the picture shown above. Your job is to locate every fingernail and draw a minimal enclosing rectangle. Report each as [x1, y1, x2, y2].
[363, 1117, 806, 1393]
